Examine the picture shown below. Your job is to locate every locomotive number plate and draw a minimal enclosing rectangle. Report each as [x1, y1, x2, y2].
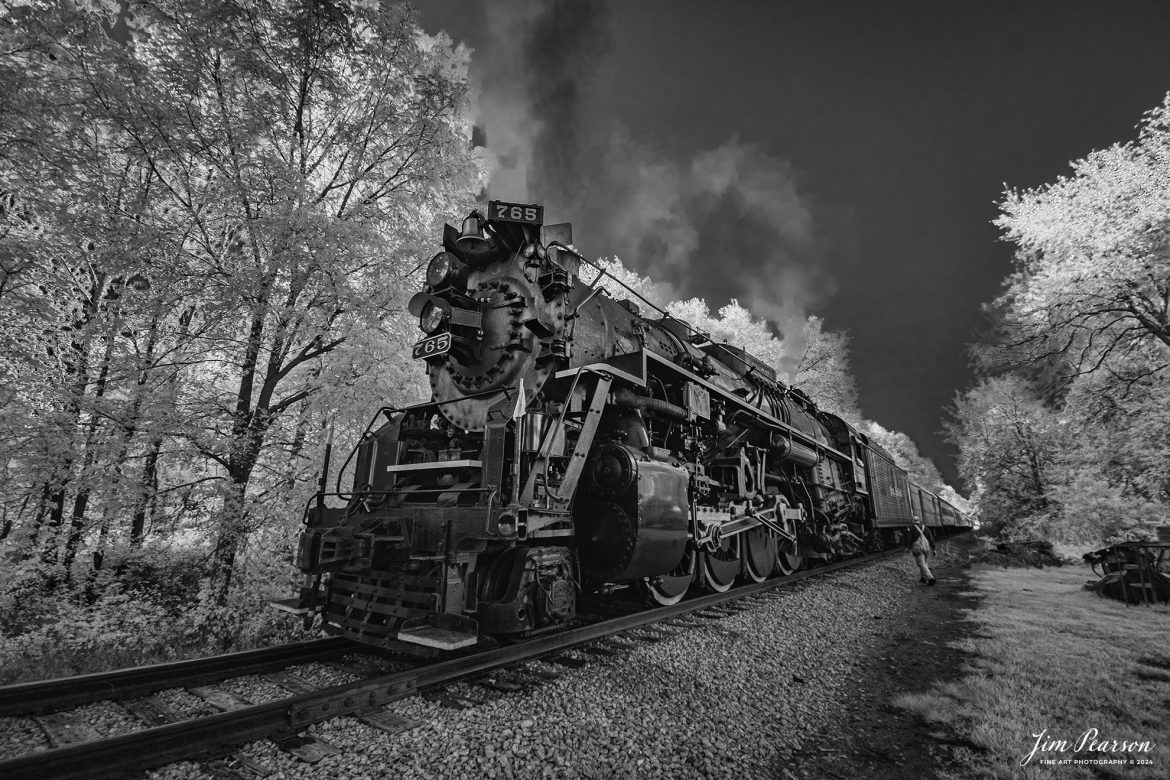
[488, 200, 543, 226]
[412, 332, 452, 360]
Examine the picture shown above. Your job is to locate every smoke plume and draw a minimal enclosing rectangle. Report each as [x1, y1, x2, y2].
[471, 0, 830, 378]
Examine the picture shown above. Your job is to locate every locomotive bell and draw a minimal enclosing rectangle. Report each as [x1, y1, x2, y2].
[454, 212, 497, 262]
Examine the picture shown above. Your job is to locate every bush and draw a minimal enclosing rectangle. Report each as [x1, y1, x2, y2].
[963, 537, 1073, 569]
[0, 543, 315, 683]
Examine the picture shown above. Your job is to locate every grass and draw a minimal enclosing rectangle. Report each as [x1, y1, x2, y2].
[894, 565, 1170, 779]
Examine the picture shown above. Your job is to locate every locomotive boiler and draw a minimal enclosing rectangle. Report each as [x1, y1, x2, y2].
[279, 201, 966, 651]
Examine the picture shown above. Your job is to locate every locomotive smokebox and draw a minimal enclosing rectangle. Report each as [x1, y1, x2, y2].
[577, 444, 689, 582]
[420, 206, 571, 433]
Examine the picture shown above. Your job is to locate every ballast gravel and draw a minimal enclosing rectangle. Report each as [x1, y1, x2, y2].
[0, 715, 48, 756]
[139, 556, 941, 780]
[0, 556, 944, 778]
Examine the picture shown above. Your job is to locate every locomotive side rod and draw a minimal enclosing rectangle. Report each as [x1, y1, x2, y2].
[697, 506, 800, 549]
[0, 550, 900, 780]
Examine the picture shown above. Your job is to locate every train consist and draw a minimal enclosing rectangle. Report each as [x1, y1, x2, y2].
[281, 201, 970, 651]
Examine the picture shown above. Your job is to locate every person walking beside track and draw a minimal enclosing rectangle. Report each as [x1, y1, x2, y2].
[909, 518, 936, 586]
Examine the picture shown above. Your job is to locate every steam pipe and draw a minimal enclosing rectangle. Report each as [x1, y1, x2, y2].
[612, 388, 688, 421]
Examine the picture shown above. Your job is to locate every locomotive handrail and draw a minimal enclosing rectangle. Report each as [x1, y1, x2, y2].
[522, 366, 613, 506]
[549, 241, 714, 346]
[333, 385, 537, 497]
[639, 349, 838, 457]
[304, 485, 497, 522]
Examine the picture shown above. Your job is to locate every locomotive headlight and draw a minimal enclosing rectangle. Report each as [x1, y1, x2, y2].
[419, 300, 450, 334]
[496, 511, 517, 536]
[426, 251, 461, 290]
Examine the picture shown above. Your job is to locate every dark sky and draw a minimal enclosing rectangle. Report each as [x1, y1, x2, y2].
[418, 0, 1170, 488]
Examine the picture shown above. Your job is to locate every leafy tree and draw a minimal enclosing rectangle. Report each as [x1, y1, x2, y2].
[957, 92, 1170, 543]
[792, 316, 861, 424]
[992, 93, 1170, 389]
[944, 376, 1063, 538]
[0, 1, 484, 615]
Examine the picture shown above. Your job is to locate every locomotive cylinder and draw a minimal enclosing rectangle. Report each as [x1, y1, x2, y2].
[577, 443, 689, 582]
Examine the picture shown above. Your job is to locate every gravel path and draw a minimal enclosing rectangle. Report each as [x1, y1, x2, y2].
[138, 550, 972, 780]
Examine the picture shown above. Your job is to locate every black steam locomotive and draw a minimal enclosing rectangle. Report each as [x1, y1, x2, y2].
[279, 201, 969, 651]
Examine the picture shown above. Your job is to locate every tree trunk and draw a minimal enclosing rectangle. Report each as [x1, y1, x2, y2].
[129, 436, 163, 547]
[203, 297, 269, 610]
[15, 483, 51, 559]
[285, 398, 315, 492]
[124, 303, 178, 547]
[60, 339, 114, 579]
[36, 281, 102, 575]
[39, 484, 69, 568]
[206, 477, 249, 609]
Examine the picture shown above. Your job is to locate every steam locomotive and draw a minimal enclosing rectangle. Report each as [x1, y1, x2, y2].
[278, 201, 969, 652]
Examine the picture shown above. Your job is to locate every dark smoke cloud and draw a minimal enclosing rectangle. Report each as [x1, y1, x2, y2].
[472, 0, 830, 376]
[524, 0, 612, 205]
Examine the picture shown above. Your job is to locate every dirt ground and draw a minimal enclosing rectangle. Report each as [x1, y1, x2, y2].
[785, 537, 985, 780]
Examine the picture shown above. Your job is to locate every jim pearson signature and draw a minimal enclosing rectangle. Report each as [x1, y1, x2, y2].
[1022, 728, 1157, 767]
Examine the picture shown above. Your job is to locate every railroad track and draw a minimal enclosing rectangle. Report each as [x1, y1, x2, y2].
[0, 637, 359, 717]
[0, 550, 896, 779]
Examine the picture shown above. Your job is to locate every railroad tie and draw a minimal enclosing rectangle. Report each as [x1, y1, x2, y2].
[33, 711, 102, 748]
[204, 753, 271, 779]
[261, 671, 317, 695]
[276, 734, 342, 764]
[121, 695, 185, 728]
[322, 660, 379, 678]
[546, 654, 588, 668]
[422, 686, 486, 709]
[190, 685, 253, 712]
[439, 694, 485, 709]
[475, 677, 526, 693]
[627, 631, 670, 643]
[663, 618, 703, 628]
[517, 667, 562, 681]
[357, 709, 423, 735]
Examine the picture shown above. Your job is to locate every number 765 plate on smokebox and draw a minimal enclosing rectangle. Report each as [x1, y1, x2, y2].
[488, 200, 543, 226]
[412, 332, 452, 360]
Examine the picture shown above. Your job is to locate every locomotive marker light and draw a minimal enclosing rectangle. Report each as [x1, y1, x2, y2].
[416, 297, 450, 335]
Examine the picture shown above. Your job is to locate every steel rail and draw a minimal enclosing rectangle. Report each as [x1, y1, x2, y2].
[0, 551, 898, 780]
[0, 636, 356, 717]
